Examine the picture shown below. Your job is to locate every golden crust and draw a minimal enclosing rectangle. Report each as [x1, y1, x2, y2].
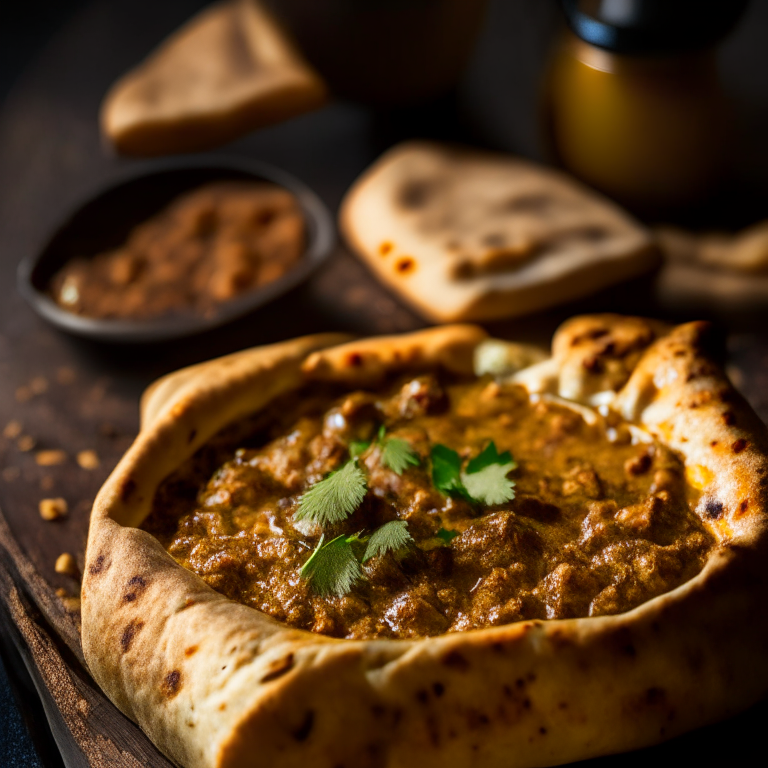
[82, 317, 768, 768]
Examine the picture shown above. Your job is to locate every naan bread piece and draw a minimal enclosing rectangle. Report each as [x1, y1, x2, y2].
[340, 142, 659, 322]
[654, 224, 768, 312]
[101, 0, 327, 156]
[657, 223, 768, 274]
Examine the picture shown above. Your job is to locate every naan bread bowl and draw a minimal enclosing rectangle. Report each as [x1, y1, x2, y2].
[82, 316, 768, 768]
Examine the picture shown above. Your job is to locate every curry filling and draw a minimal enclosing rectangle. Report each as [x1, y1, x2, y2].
[144, 373, 714, 640]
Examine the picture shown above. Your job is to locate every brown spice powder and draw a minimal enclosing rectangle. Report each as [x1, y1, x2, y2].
[49, 181, 305, 321]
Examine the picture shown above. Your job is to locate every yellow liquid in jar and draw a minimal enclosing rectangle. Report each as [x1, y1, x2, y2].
[545, 34, 730, 214]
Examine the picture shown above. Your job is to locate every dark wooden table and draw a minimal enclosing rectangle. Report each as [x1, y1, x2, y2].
[3, 1, 768, 766]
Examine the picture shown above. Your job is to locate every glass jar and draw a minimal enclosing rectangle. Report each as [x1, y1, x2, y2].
[544, 0, 749, 215]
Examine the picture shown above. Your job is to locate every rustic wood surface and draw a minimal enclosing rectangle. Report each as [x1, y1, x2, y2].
[2, 1, 768, 766]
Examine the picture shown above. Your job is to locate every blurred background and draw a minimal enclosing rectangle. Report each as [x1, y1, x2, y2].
[5, 0, 768, 199]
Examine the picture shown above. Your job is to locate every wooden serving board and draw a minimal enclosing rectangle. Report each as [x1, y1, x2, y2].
[2, 1, 768, 766]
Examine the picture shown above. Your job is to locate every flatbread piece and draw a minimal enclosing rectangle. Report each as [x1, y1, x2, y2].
[101, 0, 327, 156]
[340, 142, 659, 322]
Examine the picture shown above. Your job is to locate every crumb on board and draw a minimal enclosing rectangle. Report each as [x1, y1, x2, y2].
[55, 552, 79, 577]
[15, 386, 32, 403]
[36, 449, 67, 466]
[55, 588, 81, 612]
[17, 435, 36, 452]
[62, 596, 81, 612]
[39, 498, 68, 520]
[30, 376, 49, 395]
[76, 450, 100, 470]
[3, 420, 22, 439]
[2, 467, 20, 482]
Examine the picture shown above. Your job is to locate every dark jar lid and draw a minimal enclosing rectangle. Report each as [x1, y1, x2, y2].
[560, 0, 750, 55]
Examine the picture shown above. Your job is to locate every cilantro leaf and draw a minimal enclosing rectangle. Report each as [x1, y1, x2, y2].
[465, 441, 517, 475]
[349, 440, 371, 459]
[300, 534, 363, 597]
[431, 444, 464, 494]
[460, 462, 516, 505]
[432, 441, 517, 506]
[344, 530, 369, 560]
[294, 460, 367, 526]
[436, 527, 459, 545]
[362, 520, 413, 562]
[461, 441, 517, 505]
[381, 437, 420, 475]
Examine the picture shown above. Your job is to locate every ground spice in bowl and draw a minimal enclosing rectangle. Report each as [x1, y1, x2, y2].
[49, 181, 305, 320]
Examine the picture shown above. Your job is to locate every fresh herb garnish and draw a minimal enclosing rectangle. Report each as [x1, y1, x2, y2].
[461, 441, 517, 505]
[300, 534, 363, 597]
[350, 426, 420, 475]
[348, 439, 371, 459]
[461, 461, 516, 505]
[380, 434, 420, 475]
[297, 429, 515, 597]
[436, 527, 459, 545]
[464, 441, 517, 475]
[431, 441, 516, 506]
[430, 443, 465, 495]
[301, 520, 413, 596]
[363, 520, 413, 562]
[294, 460, 367, 526]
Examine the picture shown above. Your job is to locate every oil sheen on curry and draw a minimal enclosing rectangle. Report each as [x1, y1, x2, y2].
[144, 373, 714, 640]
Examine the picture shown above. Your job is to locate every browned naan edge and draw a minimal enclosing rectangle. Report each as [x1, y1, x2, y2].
[82, 319, 768, 768]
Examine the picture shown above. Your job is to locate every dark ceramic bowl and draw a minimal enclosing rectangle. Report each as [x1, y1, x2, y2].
[17, 156, 335, 343]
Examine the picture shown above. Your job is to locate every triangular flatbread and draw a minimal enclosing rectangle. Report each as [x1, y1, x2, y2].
[101, 0, 327, 156]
